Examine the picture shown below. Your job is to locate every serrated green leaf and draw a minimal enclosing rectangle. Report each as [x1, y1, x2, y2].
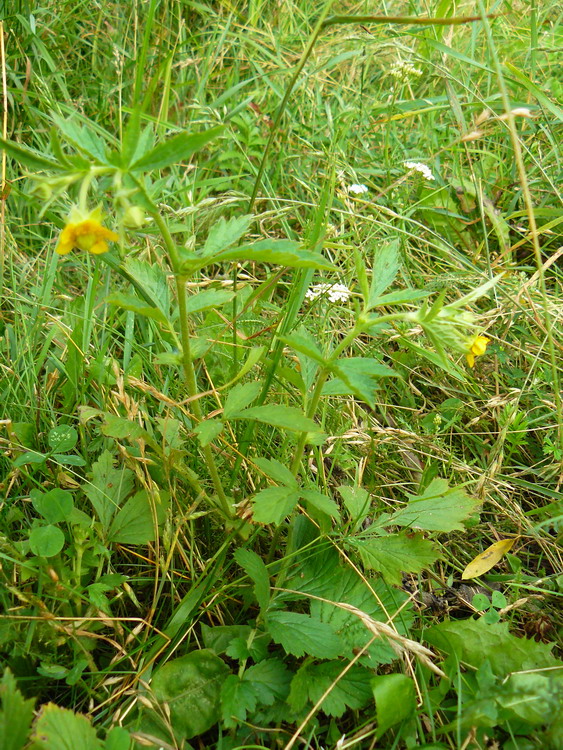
[120, 257, 170, 315]
[372, 673, 416, 737]
[185, 288, 235, 314]
[300, 489, 341, 519]
[0, 669, 36, 750]
[130, 126, 225, 171]
[338, 485, 371, 527]
[0, 137, 65, 171]
[50, 114, 109, 164]
[234, 548, 270, 615]
[291, 542, 412, 665]
[254, 457, 298, 488]
[223, 381, 262, 419]
[220, 675, 256, 728]
[367, 239, 400, 307]
[252, 486, 300, 525]
[101, 415, 158, 449]
[202, 215, 253, 257]
[288, 661, 372, 717]
[82, 451, 134, 529]
[324, 357, 397, 407]
[31, 704, 103, 750]
[277, 329, 326, 364]
[243, 659, 291, 705]
[29, 525, 65, 558]
[193, 419, 224, 447]
[232, 404, 319, 432]
[107, 490, 167, 545]
[215, 239, 336, 271]
[369, 288, 432, 307]
[106, 292, 169, 325]
[103, 726, 131, 750]
[425, 620, 562, 676]
[151, 650, 229, 739]
[266, 611, 343, 659]
[31, 489, 74, 524]
[389, 478, 480, 532]
[349, 532, 440, 585]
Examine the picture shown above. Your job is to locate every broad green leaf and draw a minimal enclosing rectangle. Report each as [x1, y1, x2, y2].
[372, 674, 416, 736]
[31, 704, 102, 750]
[52, 453, 86, 466]
[288, 661, 372, 717]
[83, 451, 134, 529]
[12, 450, 45, 468]
[349, 532, 440, 585]
[107, 490, 167, 545]
[252, 486, 300, 525]
[130, 126, 225, 171]
[338, 484, 371, 528]
[0, 669, 35, 750]
[29, 525, 65, 558]
[266, 611, 343, 659]
[106, 292, 169, 325]
[103, 726, 131, 750]
[300, 489, 341, 520]
[185, 288, 236, 314]
[425, 620, 561, 676]
[47, 425, 78, 453]
[202, 215, 253, 257]
[0, 137, 65, 171]
[214, 239, 336, 271]
[151, 650, 229, 739]
[31, 489, 74, 524]
[462, 538, 517, 580]
[222, 347, 265, 388]
[254, 457, 298, 488]
[220, 675, 257, 728]
[232, 404, 319, 433]
[367, 239, 400, 306]
[193, 419, 224, 447]
[234, 547, 270, 615]
[223, 381, 263, 419]
[389, 478, 480, 532]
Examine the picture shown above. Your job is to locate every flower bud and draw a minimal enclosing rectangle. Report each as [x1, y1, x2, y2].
[122, 205, 146, 228]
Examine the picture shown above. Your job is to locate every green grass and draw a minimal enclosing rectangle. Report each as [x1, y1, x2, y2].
[1, 1, 562, 749]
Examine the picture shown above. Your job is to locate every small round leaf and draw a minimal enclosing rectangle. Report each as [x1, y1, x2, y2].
[29, 525, 65, 557]
[48, 426, 78, 453]
[32, 489, 74, 524]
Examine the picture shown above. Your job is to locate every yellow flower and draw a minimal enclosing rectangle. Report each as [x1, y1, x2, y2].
[56, 206, 119, 256]
[466, 335, 490, 368]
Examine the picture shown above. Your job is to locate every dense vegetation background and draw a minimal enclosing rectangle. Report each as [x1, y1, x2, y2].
[1, 1, 562, 748]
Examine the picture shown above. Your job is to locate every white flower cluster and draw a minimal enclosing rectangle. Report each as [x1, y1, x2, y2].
[404, 161, 435, 181]
[389, 60, 423, 78]
[348, 183, 368, 195]
[305, 283, 351, 303]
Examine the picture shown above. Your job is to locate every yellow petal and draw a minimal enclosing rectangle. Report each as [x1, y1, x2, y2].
[466, 352, 475, 368]
[461, 538, 517, 580]
[472, 336, 489, 357]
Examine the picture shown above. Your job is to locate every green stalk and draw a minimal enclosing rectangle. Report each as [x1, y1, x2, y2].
[153, 212, 231, 517]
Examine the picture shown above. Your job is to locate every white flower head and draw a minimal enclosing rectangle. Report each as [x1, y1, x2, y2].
[348, 183, 368, 195]
[389, 60, 423, 78]
[404, 161, 435, 181]
[305, 283, 351, 303]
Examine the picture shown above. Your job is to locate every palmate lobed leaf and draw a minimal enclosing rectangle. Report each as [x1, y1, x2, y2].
[288, 660, 373, 717]
[348, 532, 440, 586]
[388, 478, 480, 532]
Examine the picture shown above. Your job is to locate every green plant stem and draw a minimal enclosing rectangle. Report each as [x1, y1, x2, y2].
[153, 212, 231, 517]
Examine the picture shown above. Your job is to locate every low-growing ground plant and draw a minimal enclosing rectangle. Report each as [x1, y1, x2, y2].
[1, 1, 562, 749]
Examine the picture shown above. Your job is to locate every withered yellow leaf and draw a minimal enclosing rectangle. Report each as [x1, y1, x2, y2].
[461, 538, 517, 580]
